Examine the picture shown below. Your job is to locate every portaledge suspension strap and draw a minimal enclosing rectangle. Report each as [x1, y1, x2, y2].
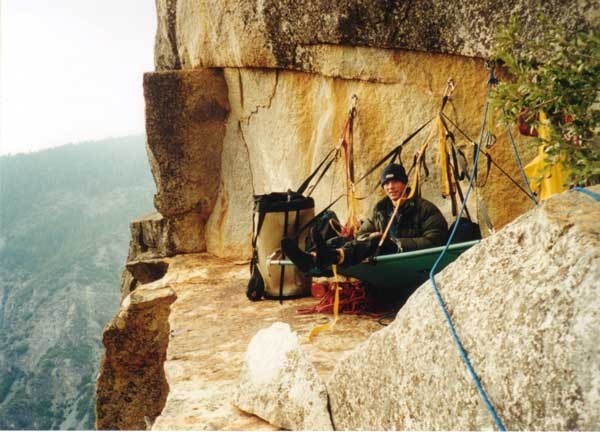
[296, 146, 338, 196]
[439, 111, 538, 205]
[429, 67, 507, 431]
[502, 108, 538, 205]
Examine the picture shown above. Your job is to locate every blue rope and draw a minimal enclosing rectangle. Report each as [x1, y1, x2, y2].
[429, 74, 507, 431]
[502, 108, 538, 205]
[572, 186, 600, 201]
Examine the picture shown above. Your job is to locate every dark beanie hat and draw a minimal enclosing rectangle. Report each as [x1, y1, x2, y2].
[380, 163, 408, 186]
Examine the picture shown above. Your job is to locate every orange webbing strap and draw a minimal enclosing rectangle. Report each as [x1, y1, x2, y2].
[307, 265, 341, 341]
[378, 184, 412, 248]
[344, 182, 360, 237]
[438, 116, 451, 197]
[437, 116, 459, 215]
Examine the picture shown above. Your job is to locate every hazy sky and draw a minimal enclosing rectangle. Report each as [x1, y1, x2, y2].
[0, 1, 156, 155]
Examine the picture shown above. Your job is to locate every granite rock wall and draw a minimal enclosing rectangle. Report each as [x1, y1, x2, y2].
[141, 0, 599, 258]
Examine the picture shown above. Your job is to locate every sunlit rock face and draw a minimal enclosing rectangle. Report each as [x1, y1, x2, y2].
[206, 62, 538, 258]
[142, 58, 538, 259]
[327, 187, 600, 430]
[144, 0, 595, 258]
[145, 58, 535, 259]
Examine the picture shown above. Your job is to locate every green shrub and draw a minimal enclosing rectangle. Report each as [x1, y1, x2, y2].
[491, 17, 600, 186]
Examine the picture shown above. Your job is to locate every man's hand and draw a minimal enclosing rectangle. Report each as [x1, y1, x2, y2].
[368, 231, 382, 239]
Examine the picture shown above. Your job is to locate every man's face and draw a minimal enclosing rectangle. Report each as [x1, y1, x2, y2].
[383, 179, 406, 201]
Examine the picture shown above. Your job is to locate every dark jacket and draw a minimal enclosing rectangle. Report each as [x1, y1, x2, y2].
[356, 195, 448, 252]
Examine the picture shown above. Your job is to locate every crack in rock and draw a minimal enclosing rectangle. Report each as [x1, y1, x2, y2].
[242, 70, 280, 125]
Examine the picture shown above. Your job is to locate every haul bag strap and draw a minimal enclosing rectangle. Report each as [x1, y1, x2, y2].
[250, 210, 267, 275]
[252, 210, 267, 250]
[278, 208, 290, 304]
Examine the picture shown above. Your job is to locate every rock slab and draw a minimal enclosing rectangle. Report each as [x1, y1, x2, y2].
[235, 322, 334, 431]
[95, 287, 176, 430]
[327, 187, 600, 430]
[143, 69, 229, 254]
[155, 0, 598, 71]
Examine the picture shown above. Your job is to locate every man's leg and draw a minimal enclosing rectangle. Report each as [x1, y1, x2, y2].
[312, 231, 393, 267]
[281, 232, 348, 273]
[280, 238, 316, 273]
[339, 236, 398, 267]
[338, 238, 378, 267]
[284, 232, 398, 272]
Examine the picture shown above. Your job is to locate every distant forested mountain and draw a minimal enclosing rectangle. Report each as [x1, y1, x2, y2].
[0, 136, 156, 429]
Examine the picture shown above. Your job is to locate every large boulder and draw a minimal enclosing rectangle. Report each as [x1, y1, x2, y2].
[234, 322, 333, 431]
[327, 187, 600, 430]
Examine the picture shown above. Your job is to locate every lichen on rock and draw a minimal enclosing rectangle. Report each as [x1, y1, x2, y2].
[155, 0, 597, 72]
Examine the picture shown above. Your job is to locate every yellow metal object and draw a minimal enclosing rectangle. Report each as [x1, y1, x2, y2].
[524, 112, 569, 200]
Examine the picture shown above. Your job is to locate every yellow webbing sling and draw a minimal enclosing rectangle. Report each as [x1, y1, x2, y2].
[307, 265, 341, 341]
